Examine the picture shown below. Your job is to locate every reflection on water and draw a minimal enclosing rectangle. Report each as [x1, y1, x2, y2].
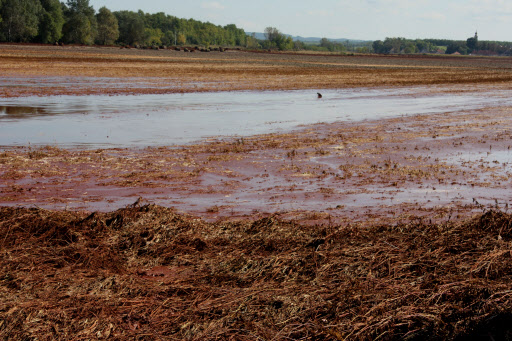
[1, 86, 512, 149]
[0, 105, 50, 118]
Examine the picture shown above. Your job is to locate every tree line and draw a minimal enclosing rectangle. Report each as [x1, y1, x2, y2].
[0, 0, 247, 47]
[1, 1, 511, 55]
[372, 33, 512, 56]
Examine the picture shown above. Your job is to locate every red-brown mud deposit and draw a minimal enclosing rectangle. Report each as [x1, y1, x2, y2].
[2, 105, 512, 226]
[3, 44, 512, 339]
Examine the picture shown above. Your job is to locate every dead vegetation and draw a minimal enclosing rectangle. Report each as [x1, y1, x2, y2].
[1, 203, 512, 340]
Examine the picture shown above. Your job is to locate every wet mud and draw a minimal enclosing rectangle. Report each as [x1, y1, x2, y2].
[2, 103, 512, 226]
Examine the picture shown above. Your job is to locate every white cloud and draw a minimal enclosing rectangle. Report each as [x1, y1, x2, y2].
[306, 9, 333, 17]
[459, 0, 512, 17]
[418, 11, 446, 21]
[200, 1, 225, 10]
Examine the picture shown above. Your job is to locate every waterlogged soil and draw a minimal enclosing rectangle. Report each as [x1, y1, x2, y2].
[2, 104, 512, 225]
[2, 45, 512, 223]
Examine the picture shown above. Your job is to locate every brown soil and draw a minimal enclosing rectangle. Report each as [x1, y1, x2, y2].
[2, 44, 512, 97]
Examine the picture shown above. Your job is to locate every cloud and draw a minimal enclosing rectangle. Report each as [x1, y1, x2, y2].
[460, 0, 512, 17]
[200, 1, 225, 10]
[418, 11, 446, 21]
[306, 9, 333, 17]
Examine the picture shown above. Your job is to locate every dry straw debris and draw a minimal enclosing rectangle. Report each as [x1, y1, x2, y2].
[2, 203, 512, 340]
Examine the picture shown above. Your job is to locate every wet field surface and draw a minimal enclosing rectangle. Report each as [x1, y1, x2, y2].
[2, 84, 512, 223]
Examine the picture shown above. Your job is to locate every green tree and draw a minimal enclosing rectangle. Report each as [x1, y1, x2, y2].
[319, 37, 331, 50]
[445, 41, 467, 54]
[176, 32, 186, 45]
[264, 26, 280, 42]
[466, 31, 478, 52]
[115, 10, 145, 45]
[38, 0, 64, 43]
[319, 38, 345, 52]
[144, 27, 163, 46]
[263, 27, 292, 50]
[224, 24, 246, 46]
[403, 41, 417, 54]
[62, 0, 96, 44]
[95, 6, 118, 45]
[278, 36, 293, 50]
[0, 0, 42, 42]
[372, 40, 386, 53]
[246, 33, 259, 49]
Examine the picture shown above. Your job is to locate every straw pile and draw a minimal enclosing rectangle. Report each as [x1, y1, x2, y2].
[1, 203, 512, 340]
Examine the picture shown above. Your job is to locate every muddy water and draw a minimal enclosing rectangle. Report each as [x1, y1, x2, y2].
[1, 86, 511, 148]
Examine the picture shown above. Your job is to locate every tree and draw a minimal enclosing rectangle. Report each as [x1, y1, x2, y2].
[466, 31, 478, 52]
[176, 33, 186, 45]
[319, 37, 345, 53]
[246, 33, 259, 49]
[38, 0, 64, 43]
[62, 0, 96, 44]
[115, 10, 145, 45]
[0, 0, 42, 42]
[372, 40, 386, 53]
[262, 27, 292, 50]
[277, 36, 293, 50]
[144, 27, 163, 46]
[264, 27, 280, 42]
[445, 41, 467, 55]
[95, 6, 118, 45]
[403, 41, 417, 54]
[414, 39, 435, 53]
[320, 38, 330, 49]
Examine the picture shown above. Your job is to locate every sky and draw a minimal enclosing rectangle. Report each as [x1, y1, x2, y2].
[88, 0, 512, 41]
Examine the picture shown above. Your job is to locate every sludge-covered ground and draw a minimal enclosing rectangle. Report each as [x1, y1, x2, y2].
[2, 203, 512, 340]
[3, 44, 512, 340]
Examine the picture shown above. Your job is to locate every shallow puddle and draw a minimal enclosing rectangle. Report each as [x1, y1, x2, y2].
[1, 86, 512, 149]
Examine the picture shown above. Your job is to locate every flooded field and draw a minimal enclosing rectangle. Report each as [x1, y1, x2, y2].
[2, 83, 512, 221]
[1, 86, 512, 148]
[4, 44, 512, 340]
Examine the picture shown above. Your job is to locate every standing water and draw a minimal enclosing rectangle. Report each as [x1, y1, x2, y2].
[1, 87, 511, 148]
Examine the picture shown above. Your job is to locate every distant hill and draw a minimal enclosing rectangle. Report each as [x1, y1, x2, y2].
[247, 32, 371, 44]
